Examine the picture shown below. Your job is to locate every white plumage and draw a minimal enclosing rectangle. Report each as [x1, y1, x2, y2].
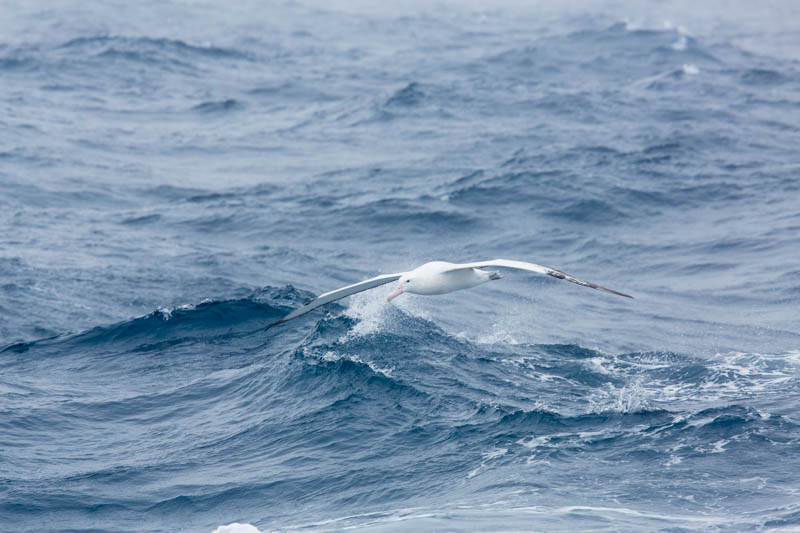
[268, 259, 631, 329]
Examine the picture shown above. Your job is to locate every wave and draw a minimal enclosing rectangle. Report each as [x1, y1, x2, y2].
[4, 3, 800, 531]
[4, 285, 800, 532]
[740, 68, 788, 86]
[0, 35, 254, 84]
[483, 22, 720, 80]
[248, 81, 339, 102]
[0, 55, 35, 71]
[385, 82, 426, 107]
[1, 286, 307, 355]
[192, 99, 243, 113]
[547, 198, 629, 224]
[59, 35, 250, 61]
[330, 198, 479, 232]
[120, 213, 162, 225]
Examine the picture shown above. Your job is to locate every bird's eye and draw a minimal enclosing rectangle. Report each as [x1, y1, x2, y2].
[406, 280, 410, 283]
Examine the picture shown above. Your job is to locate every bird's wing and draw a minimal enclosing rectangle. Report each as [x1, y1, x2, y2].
[447, 259, 633, 299]
[267, 272, 404, 329]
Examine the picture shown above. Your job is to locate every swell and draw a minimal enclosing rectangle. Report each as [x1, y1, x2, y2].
[0, 286, 308, 355]
[0, 35, 254, 83]
[58, 36, 250, 61]
[440, 142, 779, 228]
[3, 285, 800, 529]
[327, 198, 479, 232]
[479, 22, 722, 85]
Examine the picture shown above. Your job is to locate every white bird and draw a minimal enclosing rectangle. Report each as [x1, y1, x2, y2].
[267, 259, 632, 329]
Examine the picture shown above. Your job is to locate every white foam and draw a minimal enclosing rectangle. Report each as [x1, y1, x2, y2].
[581, 349, 800, 410]
[710, 439, 729, 453]
[467, 447, 509, 478]
[340, 287, 430, 341]
[518, 429, 611, 450]
[518, 434, 553, 449]
[518, 428, 632, 469]
[739, 476, 768, 490]
[622, 19, 642, 31]
[671, 35, 688, 51]
[460, 299, 541, 346]
[340, 288, 393, 338]
[682, 63, 699, 75]
[553, 505, 721, 524]
[665, 454, 683, 467]
[212, 524, 261, 533]
[586, 356, 613, 375]
[281, 506, 429, 531]
[698, 351, 799, 401]
[473, 321, 521, 345]
[320, 349, 394, 378]
[156, 302, 199, 320]
[590, 381, 651, 414]
[784, 349, 800, 364]
[278, 501, 739, 531]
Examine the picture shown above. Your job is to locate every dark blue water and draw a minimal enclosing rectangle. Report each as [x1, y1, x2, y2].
[2, 2, 800, 531]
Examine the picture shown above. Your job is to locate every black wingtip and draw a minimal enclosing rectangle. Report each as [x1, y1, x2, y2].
[601, 287, 634, 299]
[610, 288, 634, 299]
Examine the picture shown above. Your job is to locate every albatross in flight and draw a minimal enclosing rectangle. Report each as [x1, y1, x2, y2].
[268, 259, 632, 329]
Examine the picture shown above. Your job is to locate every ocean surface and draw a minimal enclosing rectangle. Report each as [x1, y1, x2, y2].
[2, 1, 800, 531]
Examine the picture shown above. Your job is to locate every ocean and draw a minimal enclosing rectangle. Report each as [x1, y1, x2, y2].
[2, 1, 799, 531]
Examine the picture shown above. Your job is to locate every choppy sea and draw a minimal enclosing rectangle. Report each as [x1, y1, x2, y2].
[2, 1, 800, 531]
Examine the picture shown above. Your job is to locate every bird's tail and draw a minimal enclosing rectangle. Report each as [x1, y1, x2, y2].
[488, 271, 502, 281]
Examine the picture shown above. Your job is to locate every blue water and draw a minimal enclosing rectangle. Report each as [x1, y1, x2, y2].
[2, 1, 800, 531]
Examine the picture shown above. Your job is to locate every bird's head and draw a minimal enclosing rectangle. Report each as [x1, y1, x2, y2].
[387, 274, 413, 301]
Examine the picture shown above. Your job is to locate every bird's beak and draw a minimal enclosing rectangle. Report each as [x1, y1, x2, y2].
[387, 283, 404, 302]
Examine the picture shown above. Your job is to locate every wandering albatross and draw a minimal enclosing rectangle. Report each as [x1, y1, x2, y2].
[267, 259, 632, 329]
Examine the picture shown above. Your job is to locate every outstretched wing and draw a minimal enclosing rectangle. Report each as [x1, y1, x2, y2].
[449, 259, 633, 299]
[267, 273, 404, 329]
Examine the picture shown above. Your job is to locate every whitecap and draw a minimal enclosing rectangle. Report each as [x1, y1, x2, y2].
[467, 447, 509, 479]
[665, 454, 683, 467]
[671, 35, 688, 51]
[212, 524, 261, 533]
[682, 63, 700, 75]
[156, 302, 198, 321]
[590, 380, 651, 414]
[321, 350, 393, 378]
[710, 439, 729, 453]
